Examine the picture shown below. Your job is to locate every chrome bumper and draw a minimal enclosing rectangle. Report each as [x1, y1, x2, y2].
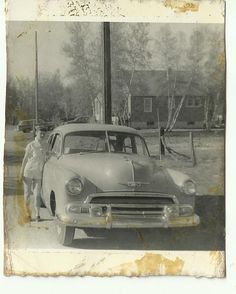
[59, 203, 200, 228]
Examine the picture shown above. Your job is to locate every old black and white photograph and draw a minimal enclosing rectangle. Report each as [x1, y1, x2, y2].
[3, 0, 226, 278]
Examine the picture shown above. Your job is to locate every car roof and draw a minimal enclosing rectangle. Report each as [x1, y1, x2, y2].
[19, 119, 34, 123]
[53, 123, 140, 136]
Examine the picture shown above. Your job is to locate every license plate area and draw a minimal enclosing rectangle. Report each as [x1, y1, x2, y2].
[90, 204, 165, 218]
[111, 206, 164, 216]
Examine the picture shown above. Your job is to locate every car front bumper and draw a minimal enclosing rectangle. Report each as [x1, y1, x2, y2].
[58, 203, 200, 229]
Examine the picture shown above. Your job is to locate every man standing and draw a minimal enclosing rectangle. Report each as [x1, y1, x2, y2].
[19, 126, 47, 222]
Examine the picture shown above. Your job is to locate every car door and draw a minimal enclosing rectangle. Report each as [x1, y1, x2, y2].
[42, 132, 62, 208]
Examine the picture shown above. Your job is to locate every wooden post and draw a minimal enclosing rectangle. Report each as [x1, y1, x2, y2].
[189, 131, 196, 166]
[157, 109, 165, 159]
[156, 107, 160, 130]
[34, 31, 39, 138]
[103, 22, 112, 124]
[160, 127, 165, 156]
[157, 108, 161, 160]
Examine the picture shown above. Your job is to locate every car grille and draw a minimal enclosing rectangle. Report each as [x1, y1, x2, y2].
[88, 194, 176, 217]
[89, 196, 175, 205]
[111, 206, 164, 216]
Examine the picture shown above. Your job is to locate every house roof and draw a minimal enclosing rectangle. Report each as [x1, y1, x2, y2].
[129, 70, 204, 97]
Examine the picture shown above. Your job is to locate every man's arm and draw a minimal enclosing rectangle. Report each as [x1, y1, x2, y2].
[19, 144, 31, 181]
[43, 141, 50, 161]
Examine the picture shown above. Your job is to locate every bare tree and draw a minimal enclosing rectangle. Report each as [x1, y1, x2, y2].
[111, 23, 152, 124]
[155, 25, 187, 130]
[202, 29, 225, 129]
[63, 23, 103, 117]
[168, 28, 206, 130]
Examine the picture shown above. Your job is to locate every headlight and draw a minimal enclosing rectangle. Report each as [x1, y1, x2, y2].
[165, 205, 194, 217]
[165, 205, 179, 217]
[179, 205, 193, 216]
[66, 177, 83, 195]
[182, 180, 196, 195]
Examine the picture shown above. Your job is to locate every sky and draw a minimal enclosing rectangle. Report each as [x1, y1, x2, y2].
[6, 21, 224, 85]
[7, 21, 71, 83]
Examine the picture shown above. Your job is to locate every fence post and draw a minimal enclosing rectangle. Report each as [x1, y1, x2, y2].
[32, 120, 36, 138]
[189, 131, 196, 166]
[159, 127, 165, 160]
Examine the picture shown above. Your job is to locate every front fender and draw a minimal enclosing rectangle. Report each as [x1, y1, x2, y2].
[166, 168, 192, 188]
[43, 159, 97, 215]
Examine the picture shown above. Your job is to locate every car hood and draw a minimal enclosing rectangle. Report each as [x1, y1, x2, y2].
[59, 153, 176, 193]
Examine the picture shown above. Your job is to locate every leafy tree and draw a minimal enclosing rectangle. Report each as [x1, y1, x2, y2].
[6, 79, 19, 124]
[6, 71, 70, 124]
[66, 81, 95, 118]
[6, 77, 34, 124]
[38, 71, 66, 121]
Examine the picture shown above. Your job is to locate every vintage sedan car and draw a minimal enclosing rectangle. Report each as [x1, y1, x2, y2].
[17, 119, 35, 133]
[64, 116, 90, 124]
[42, 124, 200, 245]
[17, 119, 55, 133]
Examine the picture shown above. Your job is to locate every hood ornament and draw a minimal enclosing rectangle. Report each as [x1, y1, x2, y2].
[119, 181, 150, 188]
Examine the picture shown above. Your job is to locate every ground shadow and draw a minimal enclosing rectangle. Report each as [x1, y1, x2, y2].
[69, 196, 225, 251]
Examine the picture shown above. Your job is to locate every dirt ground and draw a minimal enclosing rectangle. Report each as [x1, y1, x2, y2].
[141, 129, 224, 196]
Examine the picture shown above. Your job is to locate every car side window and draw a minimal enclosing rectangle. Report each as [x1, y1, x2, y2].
[51, 133, 62, 156]
[135, 136, 148, 156]
[48, 134, 55, 151]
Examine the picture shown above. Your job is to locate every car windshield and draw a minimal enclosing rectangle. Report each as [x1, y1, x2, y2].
[63, 131, 149, 156]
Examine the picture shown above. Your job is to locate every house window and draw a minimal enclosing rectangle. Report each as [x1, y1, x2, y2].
[186, 97, 202, 108]
[194, 97, 201, 107]
[144, 97, 152, 112]
[187, 121, 195, 125]
[147, 120, 154, 127]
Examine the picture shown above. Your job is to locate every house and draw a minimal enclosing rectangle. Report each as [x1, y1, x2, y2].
[127, 70, 206, 129]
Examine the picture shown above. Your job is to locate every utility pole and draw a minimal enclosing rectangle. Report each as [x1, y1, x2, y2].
[103, 22, 112, 124]
[35, 31, 39, 127]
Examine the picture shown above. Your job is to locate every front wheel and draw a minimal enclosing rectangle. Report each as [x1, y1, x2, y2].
[56, 221, 75, 246]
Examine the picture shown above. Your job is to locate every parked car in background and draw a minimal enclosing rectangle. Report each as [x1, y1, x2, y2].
[17, 119, 55, 133]
[41, 123, 200, 246]
[212, 115, 225, 129]
[39, 121, 55, 131]
[17, 119, 34, 133]
[65, 116, 90, 124]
